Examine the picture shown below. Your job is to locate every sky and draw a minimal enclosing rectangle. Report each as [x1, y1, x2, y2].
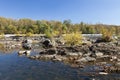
[0, 0, 120, 25]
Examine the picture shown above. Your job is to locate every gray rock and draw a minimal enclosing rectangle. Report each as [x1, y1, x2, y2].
[76, 56, 96, 63]
[115, 62, 120, 67]
[67, 52, 82, 57]
[95, 52, 104, 57]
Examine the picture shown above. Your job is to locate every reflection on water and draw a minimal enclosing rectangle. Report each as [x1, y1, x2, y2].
[0, 51, 119, 80]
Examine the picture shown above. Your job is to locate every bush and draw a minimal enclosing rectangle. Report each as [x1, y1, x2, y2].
[63, 32, 83, 46]
[100, 27, 113, 42]
[25, 32, 33, 37]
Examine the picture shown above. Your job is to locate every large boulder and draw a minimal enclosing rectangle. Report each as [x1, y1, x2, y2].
[42, 39, 53, 48]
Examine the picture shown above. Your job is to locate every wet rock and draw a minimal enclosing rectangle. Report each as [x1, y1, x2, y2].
[52, 55, 67, 61]
[18, 50, 31, 56]
[76, 56, 96, 63]
[99, 72, 108, 75]
[25, 50, 31, 56]
[28, 56, 36, 60]
[108, 66, 120, 73]
[18, 51, 26, 55]
[39, 55, 55, 60]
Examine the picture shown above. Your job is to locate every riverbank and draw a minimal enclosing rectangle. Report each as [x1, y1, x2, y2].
[18, 41, 120, 74]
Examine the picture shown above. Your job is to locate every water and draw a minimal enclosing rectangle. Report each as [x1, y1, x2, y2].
[0, 51, 119, 80]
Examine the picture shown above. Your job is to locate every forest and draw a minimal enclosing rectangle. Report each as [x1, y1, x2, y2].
[0, 17, 120, 36]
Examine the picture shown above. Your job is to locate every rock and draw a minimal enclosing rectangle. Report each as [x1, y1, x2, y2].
[83, 53, 92, 57]
[25, 50, 31, 56]
[99, 72, 108, 75]
[28, 56, 36, 59]
[22, 39, 32, 50]
[111, 56, 117, 59]
[115, 62, 120, 67]
[18, 51, 26, 55]
[67, 52, 82, 57]
[39, 55, 55, 60]
[85, 56, 96, 62]
[47, 48, 57, 55]
[39, 48, 57, 55]
[76, 56, 96, 63]
[34, 55, 40, 59]
[116, 41, 120, 46]
[52, 55, 66, 61]
[42, 39, 53, 48]
[57, 49, 67, 56]
[117, 59, 120, 61]
[95, 52, 104, 57]
[18, 50, 31, 56]
[96, 55, 111, 61]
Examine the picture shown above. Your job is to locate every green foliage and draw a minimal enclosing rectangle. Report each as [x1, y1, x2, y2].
[0, 16, 120, 37]
[63, 32, 83, 46]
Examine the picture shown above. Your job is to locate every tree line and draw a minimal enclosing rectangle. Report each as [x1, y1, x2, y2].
[0, 17, 120, 36]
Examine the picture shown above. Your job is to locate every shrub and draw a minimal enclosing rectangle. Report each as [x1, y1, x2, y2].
[100, 27, 113, 42]
[63, 32, 83, 46]
[25, 32, 33, 37]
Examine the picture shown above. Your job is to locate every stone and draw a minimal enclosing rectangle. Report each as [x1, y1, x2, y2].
[76, 56, 96, 63]
[42, 39, 53, 48]
[57, 49, 67, 56]
[18, 51, 26, 55]
[95, 52, 104, 57]
[99, 72, 108, 75]
[115, 62, 120, 67]
[25, 50, 31, 56]
[67, 52, 83, 57]
[46, 48, 57, 55]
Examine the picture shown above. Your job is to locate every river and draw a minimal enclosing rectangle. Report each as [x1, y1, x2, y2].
[0, 51, 119, 80]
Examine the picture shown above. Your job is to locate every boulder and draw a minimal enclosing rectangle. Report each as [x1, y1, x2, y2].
[42, 39, 53, 48]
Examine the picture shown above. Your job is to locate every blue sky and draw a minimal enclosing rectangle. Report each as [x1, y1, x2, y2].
[0, 0, 120, 25]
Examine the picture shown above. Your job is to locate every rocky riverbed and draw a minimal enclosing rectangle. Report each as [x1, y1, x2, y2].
[18, 41, 120, 74]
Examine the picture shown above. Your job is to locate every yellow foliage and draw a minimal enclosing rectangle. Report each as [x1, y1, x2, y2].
[0, 33, 5, 39]
[63, 32, 83, 46]
[100, 27, 114, 42]
[25, 32, 33, 37]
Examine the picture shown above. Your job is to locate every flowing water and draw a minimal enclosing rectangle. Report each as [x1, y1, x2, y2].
[0, 51, 119, 80]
